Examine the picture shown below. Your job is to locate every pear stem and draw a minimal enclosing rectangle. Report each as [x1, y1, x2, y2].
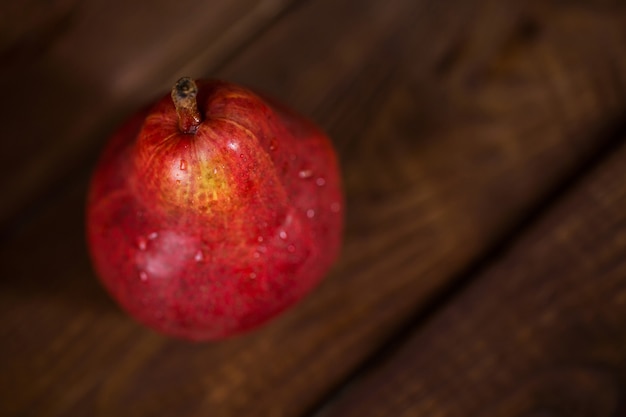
[171, 77, 201, 134]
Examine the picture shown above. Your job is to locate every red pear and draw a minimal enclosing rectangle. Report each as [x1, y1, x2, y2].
[86, 78, 343, 340]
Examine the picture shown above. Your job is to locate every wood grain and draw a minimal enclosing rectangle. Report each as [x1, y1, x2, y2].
[0, 0, 298, 228]
[318, 137, 626, 417]
[1, 0, 626, 416]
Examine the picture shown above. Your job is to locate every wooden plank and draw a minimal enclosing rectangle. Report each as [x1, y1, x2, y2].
[0, 0, 298, 228]
[317, 137, 626, 417]
[2, 0, 626, 416]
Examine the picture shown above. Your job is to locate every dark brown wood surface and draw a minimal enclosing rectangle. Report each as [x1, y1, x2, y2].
[319, 135, 626, 417]
[1, 0, 626, 416]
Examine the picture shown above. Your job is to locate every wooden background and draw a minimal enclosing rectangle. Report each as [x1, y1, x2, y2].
[2, 0, 626, 415]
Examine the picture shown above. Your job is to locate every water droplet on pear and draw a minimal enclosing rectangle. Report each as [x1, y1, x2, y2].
[137, 236, 148, 251]
[269, 138, 278, 151]
[298, 169, 313, 179]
